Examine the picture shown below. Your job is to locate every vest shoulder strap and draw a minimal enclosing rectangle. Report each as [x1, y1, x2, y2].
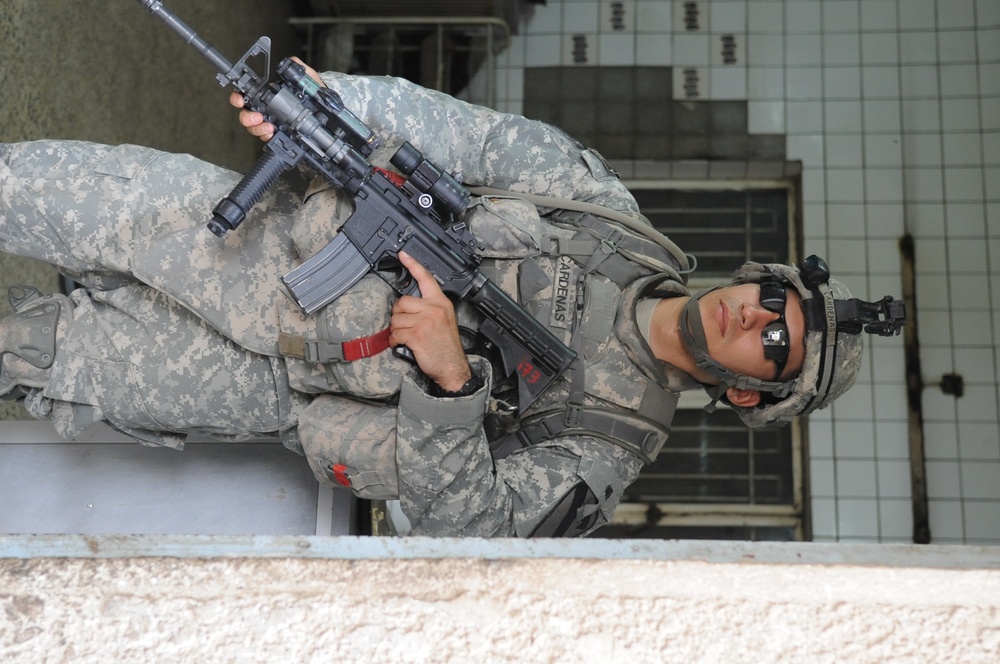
[492, 382, 678, 465]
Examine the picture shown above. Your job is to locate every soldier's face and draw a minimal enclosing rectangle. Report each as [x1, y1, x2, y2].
[698, 283, 806, 382]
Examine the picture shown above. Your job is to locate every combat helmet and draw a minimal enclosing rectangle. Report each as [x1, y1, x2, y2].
[678, 255, 906, 427]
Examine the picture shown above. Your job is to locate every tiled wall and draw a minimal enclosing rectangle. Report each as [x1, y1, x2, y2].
[488, 0, 1000, 545]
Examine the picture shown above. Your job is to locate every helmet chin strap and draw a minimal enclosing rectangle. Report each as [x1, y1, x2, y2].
[678, 291, 794, 411]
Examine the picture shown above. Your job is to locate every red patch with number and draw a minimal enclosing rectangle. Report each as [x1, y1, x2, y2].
[331, 464, 351, 487]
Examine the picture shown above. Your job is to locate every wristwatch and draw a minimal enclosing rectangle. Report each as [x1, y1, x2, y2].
[430, 369, 484, 398]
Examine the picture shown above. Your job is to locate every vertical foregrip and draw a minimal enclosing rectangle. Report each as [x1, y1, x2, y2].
[471, 280, 576, 377]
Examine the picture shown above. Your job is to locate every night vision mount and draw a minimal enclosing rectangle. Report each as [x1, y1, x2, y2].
[799, 255, 906, 338]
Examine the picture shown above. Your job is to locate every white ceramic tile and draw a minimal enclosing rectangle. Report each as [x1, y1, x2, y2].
[899, 31, 939, 64]
[944, 166, 986, 201]
[787, 134, 824, 164]
[982, 98, 1000, 131]
[836, 498, 880, 538]
[784, 34, 821, 66]
[837, 460, 878, 497]
[673, 32, 711, 65]
[904, 168, 945, 203]
[709, 1, 745, 34]
[927, 461, 964, 499]
[938, 30, 978, 64]
[901, 99, 941, 132]
[825, 100, 864, 132]
[821, 1, 859, 33]
[958, 422, 1000, 461]
[827, 237, 869, 272]
[711, 33, 745, 66]
[801, 167, 827, 202]
[864, 99, 903, 132]
[956, 385, 1000, 424]
[979, 28, 1000, 61]
[746, 1, 783, 34]
[747, 99, 783, 132]
[674, 66, 709, 100]
[862, 66, 901, 99]
[874, 420, 910, 460]
[945, 202, 988, 236]
[964, 501, 1000, 543]
[636, 33, 672, 65]
[829, 202, 871, 236]
[832, 381, 876, 422]
[960, 461, 1000, 500]
[860, 32, 899, 65]
[902, 133, 943, 166]
[826, 168, 865, 203]
[950, 311, 993, 348]
[864, 202, 906, 238]
[924, 421, 961, 460]
[943, 133, 985, 166]
[865, 168, 905, 203]
[786, 100, 824, 133]
[860, 0, 898, 32]
[981, 64, 1000, 96]
[825, 134, 863, 167]
[564, 1, 600, 33]
[878, 499, 914, 539]
[865, 134, 904, 167]
[823, 67, 862, 99]
[526, 34, 563, 66]
[823, 33, 862, 66]
[941, 98, 982, 132]
[786, 67, 823, 99]
[954, 348, 1000, 387]
[673, 0, 707, 33]
[635, 0, 671, 32]
[948, 237, 990, 272]
[810, 459, 836, 495]
[600, 0, 635, 33]
[598, 33, 636, 65]
[786, 0, 821, 33]
[747, 33, 784, 65]
[898, 0, 937, 31]
[810, 497, 838, 538]
[810, 420, 835, 458]
[877, 460, 913, 500]
[747, 66, 783, 99]
[899, 65, 940, 98]
[937, 0, 977, 29]
[802, 202, 827, 240]
[927, 499, 966, 540]
[563, 33, 596, 65]
[983, 134, 1000, 165]
[979, 0, 1000, 26]
[914, 238, 949, 275]
[525, 2, 564, 34]
[833, 419, 878, 458]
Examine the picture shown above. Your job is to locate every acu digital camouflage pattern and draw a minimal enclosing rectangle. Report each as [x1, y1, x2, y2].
[0, 74, 695, 537]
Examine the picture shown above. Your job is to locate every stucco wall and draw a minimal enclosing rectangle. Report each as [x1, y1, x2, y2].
[2, 537, 998, 662]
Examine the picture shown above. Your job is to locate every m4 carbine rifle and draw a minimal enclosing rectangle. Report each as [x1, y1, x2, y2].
[135, 0, 576, 413]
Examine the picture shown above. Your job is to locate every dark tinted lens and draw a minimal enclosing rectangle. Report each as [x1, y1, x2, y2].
[759, 281, 786, 313]
[760, 282, 789, 377]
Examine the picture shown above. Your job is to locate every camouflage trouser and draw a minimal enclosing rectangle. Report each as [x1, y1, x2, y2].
[0, 140, 304, 449]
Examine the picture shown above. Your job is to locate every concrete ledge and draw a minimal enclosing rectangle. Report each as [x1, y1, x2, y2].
[2, 533, 1000, 568]
[3, 536, 1000, 662]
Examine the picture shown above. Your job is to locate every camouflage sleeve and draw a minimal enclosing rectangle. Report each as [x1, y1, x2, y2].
[317, 72, 639, 213]
[396, 357, 642, 537]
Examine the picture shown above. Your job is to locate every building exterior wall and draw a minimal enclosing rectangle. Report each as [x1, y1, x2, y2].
[485, 0, 1000, 545]
[2, 536, 999, 662]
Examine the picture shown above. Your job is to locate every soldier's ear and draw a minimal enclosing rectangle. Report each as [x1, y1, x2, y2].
[726, 386, 761, 408]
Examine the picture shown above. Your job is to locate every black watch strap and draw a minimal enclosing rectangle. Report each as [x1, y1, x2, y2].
[430, 370, 484, 398]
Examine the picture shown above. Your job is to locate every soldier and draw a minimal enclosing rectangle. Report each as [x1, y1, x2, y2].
[0, 66, 903, 537]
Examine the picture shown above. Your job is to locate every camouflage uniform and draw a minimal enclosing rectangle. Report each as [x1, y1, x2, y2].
[0, 74, 697, 537]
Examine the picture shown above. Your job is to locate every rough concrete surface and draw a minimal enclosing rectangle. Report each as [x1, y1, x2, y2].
[2, 549, 999, 663]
